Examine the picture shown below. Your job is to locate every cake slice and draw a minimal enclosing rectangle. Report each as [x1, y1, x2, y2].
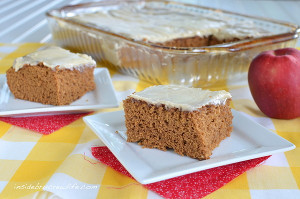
[6, 46, 96, 105]
[123, 85, 233, 160]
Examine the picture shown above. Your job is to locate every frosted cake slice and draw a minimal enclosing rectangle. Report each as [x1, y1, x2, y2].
[6, 46, 96, 105]
[123, 85, 233, 160]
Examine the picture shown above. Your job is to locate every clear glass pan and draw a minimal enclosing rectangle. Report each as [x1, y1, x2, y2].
[46, 0, 300, 87]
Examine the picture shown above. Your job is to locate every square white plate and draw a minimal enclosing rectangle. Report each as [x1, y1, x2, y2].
[83, 110, 295, 184]
[0, 68, 118, 117]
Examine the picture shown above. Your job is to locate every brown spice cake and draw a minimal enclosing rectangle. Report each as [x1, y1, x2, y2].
[6, 46, 96, 105]
[155, 35, 250, 48]
[123, 85, 233, 160]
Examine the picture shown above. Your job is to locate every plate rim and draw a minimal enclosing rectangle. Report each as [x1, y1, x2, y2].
[83, 109, 295, 184]
[0, 68, 119, 117]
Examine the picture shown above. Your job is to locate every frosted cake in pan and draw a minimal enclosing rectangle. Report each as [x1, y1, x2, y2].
[69, 2, 269, 47]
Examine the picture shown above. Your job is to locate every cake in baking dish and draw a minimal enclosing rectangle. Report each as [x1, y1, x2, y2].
[69, 2, 269, 47]
[123, 85, 233, 160]
[6, 46, 96, 105]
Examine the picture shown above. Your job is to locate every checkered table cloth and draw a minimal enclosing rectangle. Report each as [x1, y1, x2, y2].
[0, 43, 299, 199]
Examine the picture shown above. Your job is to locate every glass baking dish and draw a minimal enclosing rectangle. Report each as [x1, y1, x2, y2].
[46, 0, 300, 88]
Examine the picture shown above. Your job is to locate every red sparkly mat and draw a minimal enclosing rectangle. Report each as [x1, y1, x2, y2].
[92, 146, 270, 199]
[0, 112, 91, 135]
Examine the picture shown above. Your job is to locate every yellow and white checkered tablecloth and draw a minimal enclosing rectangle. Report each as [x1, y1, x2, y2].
[0, 43, 299, 199]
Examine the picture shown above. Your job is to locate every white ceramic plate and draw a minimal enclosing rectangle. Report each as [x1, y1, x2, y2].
[83, 110, 295, 184]
[0, 68, 118, 117]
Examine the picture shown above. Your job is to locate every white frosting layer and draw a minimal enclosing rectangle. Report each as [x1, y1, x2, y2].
[70, 2, 268, 43]
[13, 46, 96, 71]
[130, 85, 232, 111]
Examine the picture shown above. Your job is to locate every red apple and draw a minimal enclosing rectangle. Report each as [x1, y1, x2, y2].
[248, 48, 300, 119]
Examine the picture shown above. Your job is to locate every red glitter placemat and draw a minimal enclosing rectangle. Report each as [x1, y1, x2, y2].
[0, 112, 91, 135]
[92, 146, 270, 199]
